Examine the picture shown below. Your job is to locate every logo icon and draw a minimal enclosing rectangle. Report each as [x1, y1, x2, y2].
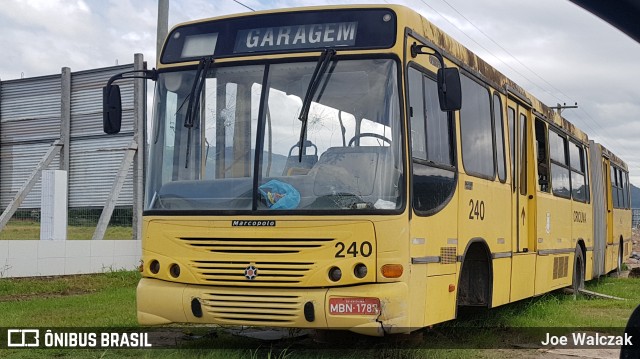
[7, 329, 40, 347]
[244, 265, 258, 280]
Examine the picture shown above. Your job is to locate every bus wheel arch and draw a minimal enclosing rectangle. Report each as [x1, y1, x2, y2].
[572, 242, 586, 294]
[456, 239, 493, 308]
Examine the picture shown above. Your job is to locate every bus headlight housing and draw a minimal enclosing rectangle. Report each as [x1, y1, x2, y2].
[328, 266, 342, 282]
[149, 260, 160, 274]
[354, 263, 368, 278]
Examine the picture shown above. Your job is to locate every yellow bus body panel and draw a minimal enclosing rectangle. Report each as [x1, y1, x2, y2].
[138, 277, 409, 336]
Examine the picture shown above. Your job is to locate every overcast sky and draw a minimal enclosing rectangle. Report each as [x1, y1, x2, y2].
[1, 0, 639, 185]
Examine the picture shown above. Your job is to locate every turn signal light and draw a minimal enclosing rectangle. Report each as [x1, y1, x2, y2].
[381, 264, 403, 278]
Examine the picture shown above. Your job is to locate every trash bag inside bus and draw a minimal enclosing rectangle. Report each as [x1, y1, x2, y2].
[145, 58, 403, 212]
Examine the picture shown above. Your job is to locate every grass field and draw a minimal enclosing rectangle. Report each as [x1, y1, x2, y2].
[0, 271, 638, 358]
[0, 221, 132, 240]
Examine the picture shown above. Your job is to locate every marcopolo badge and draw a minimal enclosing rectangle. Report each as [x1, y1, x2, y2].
[244, 265, 258, 280]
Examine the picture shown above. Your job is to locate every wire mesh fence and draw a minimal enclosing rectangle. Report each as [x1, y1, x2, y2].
[0, 207, 134, 240]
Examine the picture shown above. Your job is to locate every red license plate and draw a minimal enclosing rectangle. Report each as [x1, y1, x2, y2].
[329, 297, 380, 315]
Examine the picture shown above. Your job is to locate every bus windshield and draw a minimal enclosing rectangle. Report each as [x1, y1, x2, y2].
[146, 58, 402, 213]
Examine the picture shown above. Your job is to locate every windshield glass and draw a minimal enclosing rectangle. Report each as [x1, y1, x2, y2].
[146, 58, 403, 212]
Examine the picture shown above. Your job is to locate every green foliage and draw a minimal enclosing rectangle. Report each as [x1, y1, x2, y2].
[0, 220, 132, 240]
[1, 207, 133, 240]
[621, 263, 629, 271]
[0, 270, 141, 327]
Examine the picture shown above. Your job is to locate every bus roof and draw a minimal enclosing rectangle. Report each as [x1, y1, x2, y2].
[164, 4, 593, 144]
[390, 4, 590, 144]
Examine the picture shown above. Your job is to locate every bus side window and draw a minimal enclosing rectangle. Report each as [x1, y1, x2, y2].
[569, 141, 587, 202]
[408, 66, 455, 214]
[493, 93, 506, 183]
[535, 119, 549, 192]
[548, 129, 570, 198]
[583, 147, 590, 203]
[611, 165, 619, 208]
[460, 75, 494, 179]
[508, 107, 516, 192]
[625, 171, 630, 209]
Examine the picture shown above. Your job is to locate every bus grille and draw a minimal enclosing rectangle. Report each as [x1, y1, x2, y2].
[179, 237, 333, 254]
[201, 292, 301, 325]
[169, 221, 376, 287]
[190, 260, 314, 284]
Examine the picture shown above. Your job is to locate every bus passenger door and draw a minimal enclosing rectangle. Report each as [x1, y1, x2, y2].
[603, 158, 615, 271]
[604, 158, 614, 246]
[508, 98, 536, 301]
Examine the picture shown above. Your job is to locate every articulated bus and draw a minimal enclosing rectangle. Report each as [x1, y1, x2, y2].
[103, 5, 632, 336]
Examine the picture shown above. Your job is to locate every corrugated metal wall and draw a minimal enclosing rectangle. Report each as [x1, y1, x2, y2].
[70, 65, 134, 137]
[69, 137, 133, 207]
[0, 64, 135, 210]
[69, 65, 134, 207]
[0, 143, 60, 208]
[0, 75, 61, 121]
[0, 75, 62, 208]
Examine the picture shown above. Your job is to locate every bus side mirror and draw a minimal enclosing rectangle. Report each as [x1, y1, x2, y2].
[437, 67, 462, 112]
[103, 84, 122, 134]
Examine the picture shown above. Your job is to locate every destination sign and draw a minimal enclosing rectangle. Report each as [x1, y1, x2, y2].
[234, 22, 358, 53]
[161, 9, 396, 63]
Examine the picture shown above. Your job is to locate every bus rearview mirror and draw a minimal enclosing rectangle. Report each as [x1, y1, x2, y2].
[437, 67, 462, 112]
[103, 84, 122, 134]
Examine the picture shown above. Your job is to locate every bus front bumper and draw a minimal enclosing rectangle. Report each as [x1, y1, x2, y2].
[137, 278, 409, 336]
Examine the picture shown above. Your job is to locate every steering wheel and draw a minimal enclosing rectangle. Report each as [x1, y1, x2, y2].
[348, 133, 392, 146]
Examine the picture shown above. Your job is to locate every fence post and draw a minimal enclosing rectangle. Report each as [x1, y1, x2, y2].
[92, 140, 138, 240]
[60, 67, 71, 172]
[59, 67, 71, 239]
[40, 170, 68, 240]
[132, 53, 144, 241]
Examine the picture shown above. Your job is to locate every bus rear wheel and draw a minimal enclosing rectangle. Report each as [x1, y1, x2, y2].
[617, 241, 624, 276]
[572, 247, 585, 295]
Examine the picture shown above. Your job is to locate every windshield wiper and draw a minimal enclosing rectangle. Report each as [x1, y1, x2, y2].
[184, 56, 214, 168]
[297, 48, 335, 161]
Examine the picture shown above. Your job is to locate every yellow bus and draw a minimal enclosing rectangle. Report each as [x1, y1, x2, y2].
[103, 4, 632, 336]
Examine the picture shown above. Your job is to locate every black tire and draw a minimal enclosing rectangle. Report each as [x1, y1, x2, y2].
[617, 241, 624, 275]
[572, 247, 585, 295]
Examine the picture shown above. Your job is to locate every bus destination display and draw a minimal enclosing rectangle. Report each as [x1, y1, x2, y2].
[234, 22, 358, 53]
[160, 9, 396, 63]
